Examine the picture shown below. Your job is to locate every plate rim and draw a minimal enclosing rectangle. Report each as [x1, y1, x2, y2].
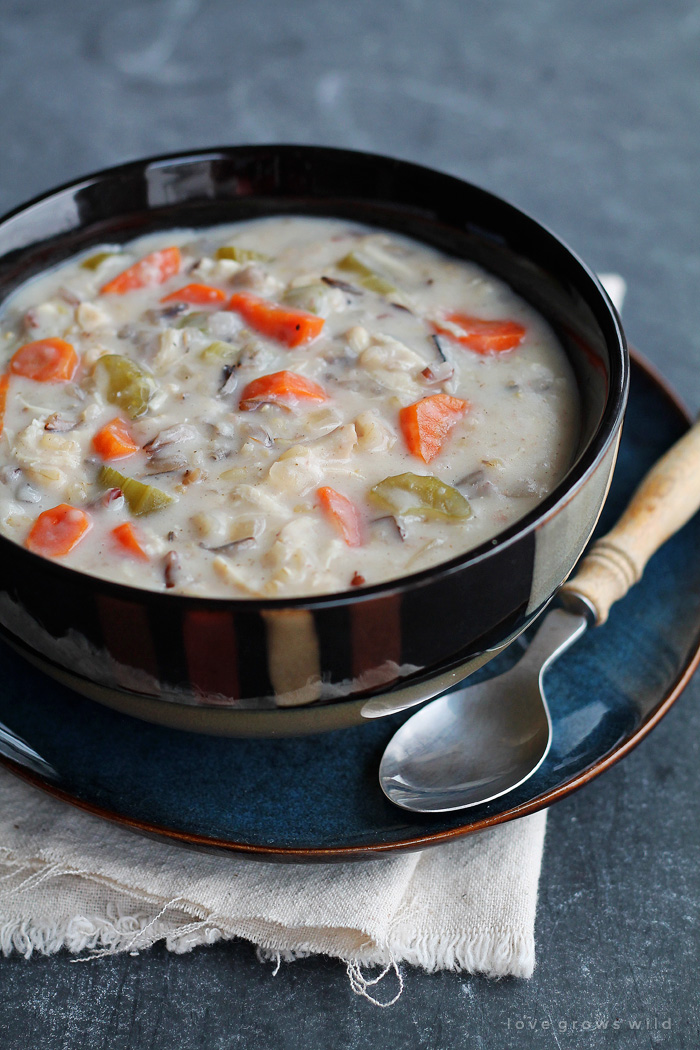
[1, 348, 697, 861]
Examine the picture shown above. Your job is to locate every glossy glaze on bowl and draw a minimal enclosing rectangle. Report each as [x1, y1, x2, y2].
[0, 146, 628, 733]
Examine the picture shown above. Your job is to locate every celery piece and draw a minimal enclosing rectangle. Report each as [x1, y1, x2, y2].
[99, 466, 175, 516]
[94, 355, 157, 420]
[282, 283, 327, 314]
[360, 273, 397, 296]
[199, 340, 239, 363]
[337, 252, 396, 296]
[80, 251, 119, 271]
[369, 473, 471, 521]
[216, 245, 269, 263]
[174, 311, 211, 331]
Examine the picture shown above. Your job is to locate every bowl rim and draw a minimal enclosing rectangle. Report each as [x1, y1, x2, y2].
[0, 143, 629, 610]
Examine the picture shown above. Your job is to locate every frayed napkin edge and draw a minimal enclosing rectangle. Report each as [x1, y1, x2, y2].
[0, 904, 535, 980]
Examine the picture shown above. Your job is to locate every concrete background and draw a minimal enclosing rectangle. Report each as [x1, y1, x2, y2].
[1, 0, 699, 1045]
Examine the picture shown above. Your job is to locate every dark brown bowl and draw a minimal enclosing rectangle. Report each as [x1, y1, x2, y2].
[0, 145, 628, 735]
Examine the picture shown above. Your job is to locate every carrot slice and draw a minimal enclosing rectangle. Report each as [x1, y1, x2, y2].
[317, 486, 362, 547]
[239, 370, 328, 410]
[434, 313, 525, 354]
[10, 338, 78, 383]
[227, 292, 325, 347]
[161, 283, 227, 306]
[399, 394, 468, 463]
[100, 246, 181, 295]
[112, 522, 149, 560]
[26, 505, 91, 558]
[92, 417, 140, 461]
[0, 374, 9, 436]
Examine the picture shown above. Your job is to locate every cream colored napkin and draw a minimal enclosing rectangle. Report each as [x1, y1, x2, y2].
[0, 770, 546, 991]
[0, 275, 625, 992]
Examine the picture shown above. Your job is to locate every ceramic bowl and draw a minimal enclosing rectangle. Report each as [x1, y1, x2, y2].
[0, 145, 628, 735]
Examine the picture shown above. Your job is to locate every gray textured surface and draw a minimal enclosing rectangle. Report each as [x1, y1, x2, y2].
[1, 0, 700, 1045]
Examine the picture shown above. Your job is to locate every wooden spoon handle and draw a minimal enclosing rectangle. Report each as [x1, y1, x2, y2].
[561, 415, 700, 624]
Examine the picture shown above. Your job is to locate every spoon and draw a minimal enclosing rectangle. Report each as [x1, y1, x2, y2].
[380, 408, 700, 812]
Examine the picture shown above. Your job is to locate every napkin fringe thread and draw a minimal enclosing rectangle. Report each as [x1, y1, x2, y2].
[0, 844, 537, 991]
[386, 928, 535, 978]
[0, 907, 535, 982]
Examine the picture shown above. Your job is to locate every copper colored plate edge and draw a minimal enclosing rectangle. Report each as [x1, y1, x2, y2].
[1, 348, 697, 862]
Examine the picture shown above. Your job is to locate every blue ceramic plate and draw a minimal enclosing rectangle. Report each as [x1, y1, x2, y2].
[0, 353, 697, 861]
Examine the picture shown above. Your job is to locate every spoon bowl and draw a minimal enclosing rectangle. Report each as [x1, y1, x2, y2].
[380, 607, 589, 812]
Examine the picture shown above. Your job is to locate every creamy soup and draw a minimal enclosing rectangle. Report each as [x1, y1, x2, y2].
[0, 217, 580, 597]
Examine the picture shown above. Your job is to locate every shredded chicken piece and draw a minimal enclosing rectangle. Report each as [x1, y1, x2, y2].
[14, 420, 82, 493]
[358, 335, 427, 394]
[354, 411, 396, 452]
[76, 302, 110, 333]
